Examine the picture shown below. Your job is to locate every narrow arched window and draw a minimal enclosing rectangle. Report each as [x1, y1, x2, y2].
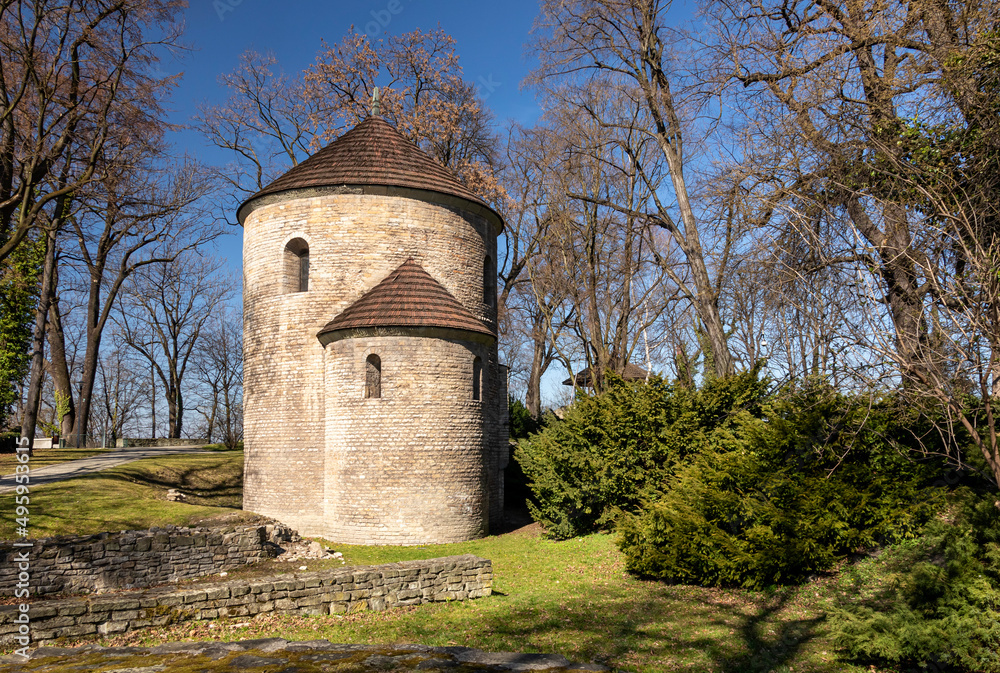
[284, 238, 309, 293]
[365, 354, 381, 399]
[472, 357, 482, 401]
[483, 255, 495, 307]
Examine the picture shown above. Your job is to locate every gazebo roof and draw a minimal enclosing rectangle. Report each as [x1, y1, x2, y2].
[562, 363, 650, 387]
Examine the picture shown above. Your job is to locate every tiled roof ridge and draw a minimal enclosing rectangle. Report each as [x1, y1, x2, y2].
[238, 117, 500, 224]
[319, 258, 495, 338]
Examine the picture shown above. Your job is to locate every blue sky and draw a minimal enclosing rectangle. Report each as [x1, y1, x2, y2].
[166, 0, 544, 165]
[162, 1, 699, 402]
[165, 0, 547, 295]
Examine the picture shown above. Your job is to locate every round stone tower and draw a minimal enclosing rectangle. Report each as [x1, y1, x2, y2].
[238, 115, 508, 544]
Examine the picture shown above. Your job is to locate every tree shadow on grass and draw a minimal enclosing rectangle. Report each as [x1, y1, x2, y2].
[707, 589, 826, 673]
[469, 579, 831, 673]
[96, 458, 244, 508]
[0, 458, 245, 537]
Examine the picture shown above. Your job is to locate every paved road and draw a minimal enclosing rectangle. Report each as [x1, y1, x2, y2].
[0, 446, 214, 494]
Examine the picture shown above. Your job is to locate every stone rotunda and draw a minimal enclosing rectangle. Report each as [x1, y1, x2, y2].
[238, 114, 508, 545]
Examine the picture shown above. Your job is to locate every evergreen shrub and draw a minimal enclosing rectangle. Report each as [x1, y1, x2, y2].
[514, 370, 768, 539]
[617, 382, 946, 588]
[0, 430, 20, 453]
[509, 396, 544, 441]
[829, 493, 1000, 672]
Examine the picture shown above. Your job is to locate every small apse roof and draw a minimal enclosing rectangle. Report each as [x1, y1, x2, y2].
[319, 259, 495, 340]
[237, 116, 501, 226]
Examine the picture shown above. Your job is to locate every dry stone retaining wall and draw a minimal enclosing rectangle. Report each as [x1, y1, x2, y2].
[0, 555, 492, 646]
[0, 523, 294, 597]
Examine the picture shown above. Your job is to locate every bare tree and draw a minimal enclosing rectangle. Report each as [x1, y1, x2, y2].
[529, 0, 737, 375]
[710, 0, 1000, 487]
[198, 27, 505, 215]
[116, 253, 234, 439]
[47, 156, 216, 447]
[194, 308, 243, 449]
[499, 124, 570, 417]
[553, 103, 669, 392]
[713, 0, 1000, 378]
[305, 27, 502, 201]
[0, 0, 185, 263]
[194, 50, 316, 215]
[91, 343, 148, 446]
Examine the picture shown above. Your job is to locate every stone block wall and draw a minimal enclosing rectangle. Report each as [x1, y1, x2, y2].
[0, 555, 492, 646]
[0, 524, 282, 597]
[324, 335, 492, 545]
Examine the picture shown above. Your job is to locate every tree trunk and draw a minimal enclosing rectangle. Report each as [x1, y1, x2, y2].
[72, 352, 100, 448]
[526, 327, 549, 419]
[46, 288, 76, 440]
[19, 227, 57, 450]
[150, 361, 156, 438]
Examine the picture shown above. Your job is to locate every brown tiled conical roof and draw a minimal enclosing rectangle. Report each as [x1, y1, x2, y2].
[319, 259, 495, 339]
[238, 116, 499, 223]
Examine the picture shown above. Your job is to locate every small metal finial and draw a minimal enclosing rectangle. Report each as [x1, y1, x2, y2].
[372, 87, 381, 117]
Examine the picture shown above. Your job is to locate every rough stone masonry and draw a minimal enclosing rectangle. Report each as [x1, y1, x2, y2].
[0, 555, 492, 647]
[1, 639, 613, 672]
[0, 523, 296, 598]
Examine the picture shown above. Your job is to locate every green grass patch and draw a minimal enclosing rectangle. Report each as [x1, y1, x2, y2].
[0, 449, 893, 672]
[98, 527, 871, 673]
[0, 448, 112, 476]
[201, 441, 243, 452]
[0, 451, 244, 539]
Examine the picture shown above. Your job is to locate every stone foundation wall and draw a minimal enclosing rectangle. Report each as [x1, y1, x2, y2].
[0, 524, 290, 597]
[0, 555, 492, 646]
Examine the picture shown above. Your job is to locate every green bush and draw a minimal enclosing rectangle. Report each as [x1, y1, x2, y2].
[617, 382, 946, 588]
[509, 396, 543, 441]
[829, 494, 1000, 672]
[514, 370, 769, 539]
[0, 430, 21, 453]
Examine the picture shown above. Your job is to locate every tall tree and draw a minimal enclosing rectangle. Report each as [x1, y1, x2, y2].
[544, 93, 669, 393]
[529, 0, 737, 376]
[499, 124, 568, 417]
[91, 343, 148, 446]
[0, 0, 185, 263]
[193, 308, 243, 449]
[0, 235, 41, 427]
[198, 27, 504, 213]
[116, 253, 234, 439]
[715, 0, 1000, 486]
[50, 158, 215, 447]
[715, 0, 998, 378]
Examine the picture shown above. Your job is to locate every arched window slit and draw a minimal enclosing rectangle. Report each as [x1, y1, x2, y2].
[365, 354, 382, 399]
[284, 238, 309, 293]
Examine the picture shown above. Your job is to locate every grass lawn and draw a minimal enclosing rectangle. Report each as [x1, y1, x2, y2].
[0, 448, 112, 476]
[1, 450, 883, 672]
[96, 530, 863, 673]
[0, 451, 244, 539]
